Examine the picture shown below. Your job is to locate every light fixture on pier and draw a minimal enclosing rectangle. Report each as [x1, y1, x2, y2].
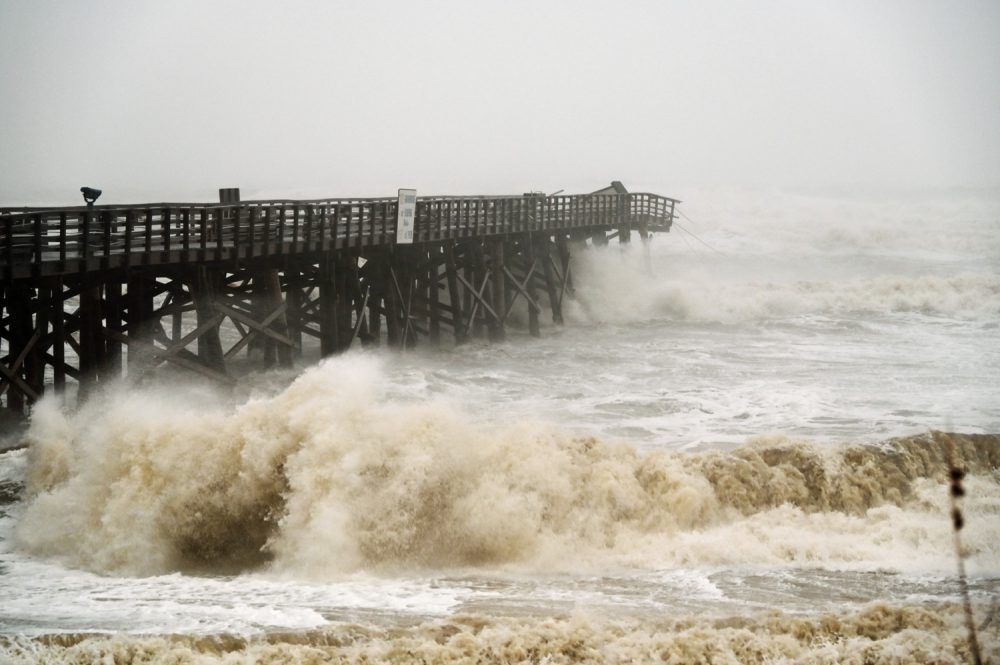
[80, 186, 102, 207]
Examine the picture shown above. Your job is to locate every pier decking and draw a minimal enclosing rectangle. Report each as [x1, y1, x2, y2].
[0, 182, 677, 414]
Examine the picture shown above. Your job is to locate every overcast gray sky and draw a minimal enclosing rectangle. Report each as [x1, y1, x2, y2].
[1, 0, 998, 204]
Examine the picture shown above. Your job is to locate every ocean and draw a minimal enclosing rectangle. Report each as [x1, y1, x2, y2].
[1, 187, 998, 663]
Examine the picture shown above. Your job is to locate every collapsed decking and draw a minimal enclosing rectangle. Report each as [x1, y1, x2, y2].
[0, 182, 677, 413]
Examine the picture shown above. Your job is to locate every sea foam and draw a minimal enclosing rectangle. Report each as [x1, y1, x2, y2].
[1, 602, 995, 664]
[12, 356, 1000, 578]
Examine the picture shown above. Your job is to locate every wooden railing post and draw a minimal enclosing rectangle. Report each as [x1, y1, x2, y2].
[31, 213, 43, 277]
[100, 210, 112, 269]
[81, 208, 92, 265]
[2, 216, 12, 281]
[489, 239, 505, 342]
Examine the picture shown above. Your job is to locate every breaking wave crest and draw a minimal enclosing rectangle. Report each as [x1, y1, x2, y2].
[1, 603, 996, 664]
[13, 357, 1000, 577]
[567, 248, 1000, 324]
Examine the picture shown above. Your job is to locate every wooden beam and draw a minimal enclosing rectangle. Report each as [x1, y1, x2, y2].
[104, 279, 123, 381]
[456, 272, 499, 336]
[444, 241, 466, 344]
[365, 255, 382, 345]
[336, 259, 353, 351]
[541, 239, 563, 325]
[526, 237, 540, 336]
[428, 247, 441, 344]
[0, 360, 40, 402]
[191, 266, 225, 373]
[502, 263, 542, 319]
[285, 268, 303, 356]
[389, 265, 418, 347]
[349, 284, 371, 346]
[78, 283, 102, 399]
[0, 312, 41, 402]
[319, 256, 338, 356]
[104, 329, 235, 385]
[157, 311, 226, 360]
[27, 285, 50, 397]
[489, 240, 505, 341]
[212, 301, 296, 349]
[126, 272, 151, 375]
[51, 276, 66, 392]
[384, 257, 401, 347]
[40, 352, 79, 381]
[265, 269, 292, 366]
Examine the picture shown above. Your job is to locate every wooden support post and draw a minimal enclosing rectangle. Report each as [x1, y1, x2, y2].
[319, 256, 339, 356]
[526, 236, 540, 337]
[468, 243, 485, 338]
[0, 287, 5, 411]
[0, 287, 6, 411]
[264, 269, 292, 367]
[104, 278, 124, 381]
[192, 266, 226, 373]
[4, 286, 32, 412]
[366, 255, 382, 345]
[347, 259, 371, 346]
[615, 185, 632, 245]
[489, 240, 506, 342]
[170, 292, 184, 341]
[444, 241, 466, 345]
[285, 268, 303, 357]
[384, 254, 402, 347]
[428, 247, 441, 344]
[78, 282, 103, 399]
[406, 253, 424, 338]
[393, 252, 417, 349]
[638, 219, 652, 274]
[557, 236, 574, 296]
[461, 245, 474, 338]
[51, 277, 66, 394]
[126, 273, 149, 375]
[618, 218, 632, 245]
[173, 310, 184, 345]
[248, 270, 272, 364]
[541, 238, 563, 325]
[336, 258, 353, 351]
[28, 284, 51, 399]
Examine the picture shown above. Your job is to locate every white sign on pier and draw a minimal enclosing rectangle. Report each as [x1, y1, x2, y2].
[396, 188, 417, 244]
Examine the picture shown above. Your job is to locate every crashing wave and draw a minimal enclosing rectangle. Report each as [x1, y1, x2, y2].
[11, 357, 999, 577]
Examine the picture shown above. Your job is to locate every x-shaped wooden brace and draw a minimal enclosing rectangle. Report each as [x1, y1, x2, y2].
[213, 300, 296, 360]
[456, 272, 499, 336]
[104, 326, 234, 385]
[549, 254, 573, 310]
[0, 329, 41, 401]
[502, 259, 541, 322]
[389, 267, 419, 347]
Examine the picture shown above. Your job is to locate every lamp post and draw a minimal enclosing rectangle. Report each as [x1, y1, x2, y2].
[79, 186, 103, 252]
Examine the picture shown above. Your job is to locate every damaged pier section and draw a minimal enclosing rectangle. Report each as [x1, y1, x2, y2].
[0, 182, 677, 413]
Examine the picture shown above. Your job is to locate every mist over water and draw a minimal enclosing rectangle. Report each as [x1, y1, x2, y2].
[2, 188, 999, 661]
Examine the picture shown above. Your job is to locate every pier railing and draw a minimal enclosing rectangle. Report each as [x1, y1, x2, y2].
[1, 191, 676, 280]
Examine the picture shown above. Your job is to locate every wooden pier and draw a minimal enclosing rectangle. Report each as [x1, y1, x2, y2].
[0, 182, 677, 414]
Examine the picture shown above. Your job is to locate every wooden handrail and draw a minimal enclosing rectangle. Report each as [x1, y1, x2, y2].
[0, 191, 677, 278]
